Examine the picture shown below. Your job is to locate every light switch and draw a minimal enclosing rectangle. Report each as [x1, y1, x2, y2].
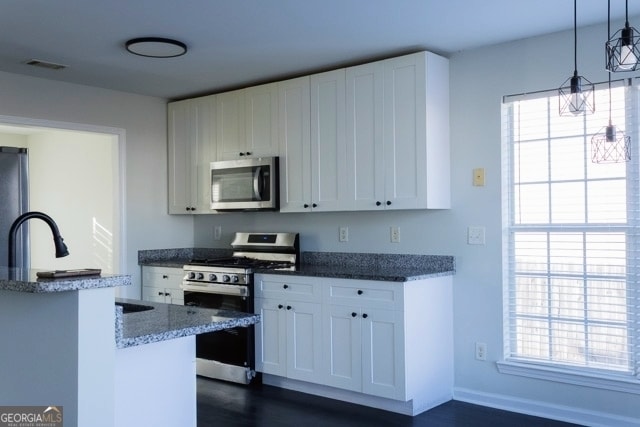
[473, 168, 485, 186]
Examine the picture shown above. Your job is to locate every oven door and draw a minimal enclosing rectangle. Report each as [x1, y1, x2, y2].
[183, 290, 255, 370]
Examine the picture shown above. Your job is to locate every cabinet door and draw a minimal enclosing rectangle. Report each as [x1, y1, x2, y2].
[216, 89, 246, 160]
[255, 298, 287, 376]
[278, 76, 311, 213]
[346, 61, 384, 211]
[192, 96, 217, 213]
[361, 308, 406, 400]
[168, 99, 196, 214]
[165, 289, 184, 305]
[383, 53, 428, 210]
[168, 97, 216, 214]
[286, 301, 323, 383]
[142, 285, 169, 303]
[310, 69, 347, 212]
[245, 83, 279, 157]
[322, 304, 361, 391]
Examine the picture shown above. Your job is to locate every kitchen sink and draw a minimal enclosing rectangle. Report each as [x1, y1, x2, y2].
[115, 302, 154, 314]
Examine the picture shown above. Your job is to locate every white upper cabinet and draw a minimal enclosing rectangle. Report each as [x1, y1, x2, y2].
[310, 69, 348, 212]
[278, 76, 311, 213]
[349, 51, 450, 211]
[279, 71, 349, 213]
[216, 83, 279, 160]
[168, 96, 216, 214]
[168, 50, 449, 213]
[346, 61, 385, 210]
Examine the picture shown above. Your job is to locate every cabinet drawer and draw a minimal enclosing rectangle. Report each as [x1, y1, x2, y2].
[142, 266, 184, 289]
[326, 280, 402, 310]
[254, 275, 322, 302]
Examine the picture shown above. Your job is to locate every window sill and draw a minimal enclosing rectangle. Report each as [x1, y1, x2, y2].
[496, 360, 640, 394]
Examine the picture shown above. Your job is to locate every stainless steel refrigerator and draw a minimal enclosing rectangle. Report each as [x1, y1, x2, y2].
[0, 147, 29, 269]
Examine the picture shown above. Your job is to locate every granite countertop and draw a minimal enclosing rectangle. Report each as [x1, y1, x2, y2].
[0, 267, 131, 293]
[114, 298, 260, 349]
[138, 249, 455, 282]
[258, 263, 452, 282]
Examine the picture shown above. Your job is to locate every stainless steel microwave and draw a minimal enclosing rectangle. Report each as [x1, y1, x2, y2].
[210, 157, 279, 211]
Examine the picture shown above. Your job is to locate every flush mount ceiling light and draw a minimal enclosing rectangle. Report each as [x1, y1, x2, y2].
[559, 0, 595, 116]
[125, 37, 187, 58]
[606, 0, 640, 72]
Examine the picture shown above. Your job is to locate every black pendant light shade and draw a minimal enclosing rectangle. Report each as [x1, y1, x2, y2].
[559, 72, 595, 116]
[591, 122, 631, 163]
[606, 0, 640, 72]
[559, 0, 595, 116]
[592, 0, 631, 164]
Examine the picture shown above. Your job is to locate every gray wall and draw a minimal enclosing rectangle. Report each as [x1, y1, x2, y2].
[0, 71, 194, 298]
[194, 20, 640, 424]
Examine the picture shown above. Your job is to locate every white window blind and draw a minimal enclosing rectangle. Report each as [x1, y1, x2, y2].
[501, 80, 640, 379]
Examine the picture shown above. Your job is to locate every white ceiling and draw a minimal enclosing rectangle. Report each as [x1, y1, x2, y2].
[0, 0, 639, 100]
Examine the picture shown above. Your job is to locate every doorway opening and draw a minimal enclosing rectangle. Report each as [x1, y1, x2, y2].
[0, 115, 125, 275]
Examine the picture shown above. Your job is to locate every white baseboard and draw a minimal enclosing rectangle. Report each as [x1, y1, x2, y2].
[262, 374, 450, 416]
[453, 387, 640, 427]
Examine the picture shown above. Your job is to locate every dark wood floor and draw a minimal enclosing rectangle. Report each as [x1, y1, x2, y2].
[197, 377, 583, 427]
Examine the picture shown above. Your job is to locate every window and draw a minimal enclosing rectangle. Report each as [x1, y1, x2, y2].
[501, 80, 640, 386]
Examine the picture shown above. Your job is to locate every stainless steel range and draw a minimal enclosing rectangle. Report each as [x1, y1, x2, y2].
[181, 232, 299, 384]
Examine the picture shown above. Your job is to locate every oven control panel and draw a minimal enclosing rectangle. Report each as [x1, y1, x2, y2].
[183, 267, 250, 285]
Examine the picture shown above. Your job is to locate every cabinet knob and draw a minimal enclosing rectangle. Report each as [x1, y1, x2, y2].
[278, 304, 284, 309]
[245, 152, 252, 156]
[303, 204, 309, 208]
[162, 275, 168, 279]
[283, 284, 289, 289]
[376, 201, 382, 206]
[165, 292, 171, 296]
[362, 313, 368, 319]
[351, 312, 357, 318]
[286, 305, 292, 310]
[386, 201, 391, 206]
[158, 291, 163, 296]
[239, 152, 245, 156]
[357, 289, 363, 295]
[185, 207, 190, 211]
[312, 203, 317, 208]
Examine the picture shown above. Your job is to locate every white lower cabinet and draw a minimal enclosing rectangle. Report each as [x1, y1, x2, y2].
[255, 297, 323, 383]
[254, 273, 453, 408]
[141, 266, 184, 305]
[254, 275, 323, 382]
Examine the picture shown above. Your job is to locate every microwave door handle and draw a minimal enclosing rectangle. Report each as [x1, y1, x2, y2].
[253, 166, 263, 201]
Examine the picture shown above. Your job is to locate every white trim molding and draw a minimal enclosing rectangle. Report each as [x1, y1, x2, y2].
[497, 360, 640, 395]
[454, 386, 640, 427]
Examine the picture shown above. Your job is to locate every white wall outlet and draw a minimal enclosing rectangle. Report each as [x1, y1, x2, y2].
[475, 342, 487, 361]
[339, 226, 349, 242]
[213, 225, 222, 241]
[390, 226, 400, 243]
[467, 226, 485, 245]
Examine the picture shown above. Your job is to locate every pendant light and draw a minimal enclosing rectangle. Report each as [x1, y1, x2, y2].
[606, 0, 640, 72]
[592, 0, 631, 164]
[559, 0, 595, 116]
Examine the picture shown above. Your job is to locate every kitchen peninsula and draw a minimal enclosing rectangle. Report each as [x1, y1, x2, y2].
[0, 267, 259, 427]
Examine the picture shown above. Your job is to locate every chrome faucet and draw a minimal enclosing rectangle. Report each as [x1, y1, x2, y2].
[8, 211, 69, 268]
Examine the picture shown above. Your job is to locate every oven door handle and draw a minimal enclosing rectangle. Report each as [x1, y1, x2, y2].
[181, 282, 249, 297]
